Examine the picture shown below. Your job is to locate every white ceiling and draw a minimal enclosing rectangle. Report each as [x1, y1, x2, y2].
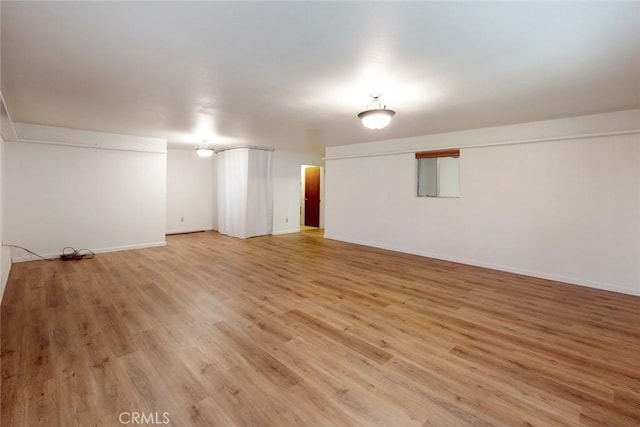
[2, 1, 639, 151]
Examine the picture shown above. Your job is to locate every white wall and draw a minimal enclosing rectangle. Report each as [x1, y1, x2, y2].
[325, 110, 640, 296]
[273, 150, 323, 234]
[5, 124, 167, 260]
[166, 148, 216, 234]
[0, 8, 12, 302]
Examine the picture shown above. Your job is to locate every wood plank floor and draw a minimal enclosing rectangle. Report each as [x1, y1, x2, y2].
[2, 230, 640, 426]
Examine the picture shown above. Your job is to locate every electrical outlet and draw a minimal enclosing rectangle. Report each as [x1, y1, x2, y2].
[180, 217, 184, 222]
[285, 218, 289, 223]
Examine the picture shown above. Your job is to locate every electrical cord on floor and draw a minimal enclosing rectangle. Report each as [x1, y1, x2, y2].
[60, 246, 95, 260]
[6, 244, 95, 261]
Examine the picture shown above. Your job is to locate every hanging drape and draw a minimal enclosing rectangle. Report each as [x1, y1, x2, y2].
[217, 147, 274, 239]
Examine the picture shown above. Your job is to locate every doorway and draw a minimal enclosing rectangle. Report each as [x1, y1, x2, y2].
[301, 165, 322, 228]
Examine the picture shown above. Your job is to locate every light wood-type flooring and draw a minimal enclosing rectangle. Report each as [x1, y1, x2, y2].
[2, 230, 640, 426]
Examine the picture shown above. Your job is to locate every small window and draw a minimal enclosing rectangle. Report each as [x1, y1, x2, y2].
[416, 149, 460, 198]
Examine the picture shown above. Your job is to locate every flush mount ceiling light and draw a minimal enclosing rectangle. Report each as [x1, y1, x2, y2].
[195, 141, 214, 157]
[357, 95, 396, 129]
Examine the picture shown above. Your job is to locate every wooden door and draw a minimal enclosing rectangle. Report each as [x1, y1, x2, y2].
[304, 166, 321, 227]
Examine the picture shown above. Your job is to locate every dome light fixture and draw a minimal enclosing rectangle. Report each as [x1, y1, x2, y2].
[357, 95, 395, 129]
[195, 141, 214, 157]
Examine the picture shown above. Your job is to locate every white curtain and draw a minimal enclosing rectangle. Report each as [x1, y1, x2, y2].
[217, 147, 274, 239]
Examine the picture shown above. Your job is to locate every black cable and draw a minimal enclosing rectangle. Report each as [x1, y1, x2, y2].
[6, 245, 57, 261]
[7, 244, 95, 261]
[61, 247, 95, 260]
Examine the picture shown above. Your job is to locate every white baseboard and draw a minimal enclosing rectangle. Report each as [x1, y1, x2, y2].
[324, 233, 640, 297]
[166, 228, 214, 235]
[10, 241, 167, 263]
[1, 246, 12, 303]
